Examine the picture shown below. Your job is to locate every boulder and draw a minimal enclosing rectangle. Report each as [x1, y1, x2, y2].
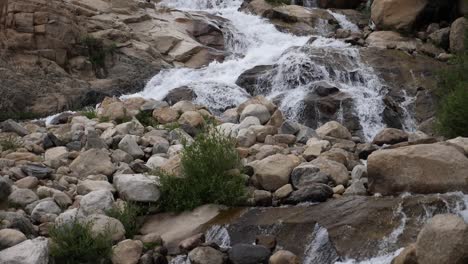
[450, 17, 467, 53]
[291, 164, 329, 189]
[189, 246, 225, 264]
[85, 214, 125, 242]
[447, 137, 468, 155]
[416, 214, 468, 264]
[240, 104, 271, 125]
[250, 154, 300, 191]
[111, 239, 144, 264]
[368, 143, 468, 195]
[0, 237, 49, 264]
[228, 244, 271, 264]
[44, 146, 68, 161]
[371, 0, 428, 31]
[70, 149, 115, 177]
[31, 200, 62, 223]
[179, 233, 205, 252]
[372, 128, 408, 146]
[79, 190, 114, 215]
[316, 121, 352, 140]
[164, 86, 197, 105]
[310, 158, 349, 186]
[0, 229, 27, 250]
[392, 244, 418, 264]
[113, 174, 160, 202]
[8, 188, 39, 207]
[118, 135, 144, 159]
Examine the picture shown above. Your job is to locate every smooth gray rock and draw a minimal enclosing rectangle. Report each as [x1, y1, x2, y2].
[0, 237, 49, 264]
[118, 135, 144, 159]
[113, 174, 160, 202]
[79, 190, 114, 216]
[291, 164, 330, 189]
[0, 119, 29, 136]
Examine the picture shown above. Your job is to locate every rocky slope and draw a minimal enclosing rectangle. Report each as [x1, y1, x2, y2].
[0, 95, 467, 263]
[0, 0, 228, 116]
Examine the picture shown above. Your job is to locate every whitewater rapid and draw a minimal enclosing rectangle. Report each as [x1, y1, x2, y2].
[126, 0, 408, 140]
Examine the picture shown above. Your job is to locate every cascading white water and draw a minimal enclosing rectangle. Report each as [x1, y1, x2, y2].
[128, 0, 409, 140]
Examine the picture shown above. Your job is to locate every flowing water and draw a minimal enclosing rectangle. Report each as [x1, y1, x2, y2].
[126, 0, 402, 140]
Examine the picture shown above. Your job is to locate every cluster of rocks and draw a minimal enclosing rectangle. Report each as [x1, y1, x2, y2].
[0, 94, 467, 263]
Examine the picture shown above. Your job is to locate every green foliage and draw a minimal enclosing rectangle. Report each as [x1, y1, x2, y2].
[135, 111, 159, 127]
[161, 122, 181, 131]
[156, 127, 246, 212]
[106, 202, 142, 239]
[79, 107, 97, 120]
[435, 26, 468, 138]
[265, 0, 290, 5]
[80, 36, 117, 76]
[49, 220, 113, 264]
[0, 135, 22, 151]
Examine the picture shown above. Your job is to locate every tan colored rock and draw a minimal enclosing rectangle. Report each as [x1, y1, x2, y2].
[416, 214, 468, 264]
[14, 176, 39, 189]
[99, 101, 130, 121]
[0, 229, 27, 250]
[250, 154, 300, 191]
[269, 250, 299, 264]
[368, 143, 468, 195]
[274, 184, 293, 200]
[153, 107, 179, 124]
[366, 31, 419, 51]
[316, 121, 351, 140]
[371, 0, 428, 31]
[5, 152, 41, 162]
[178, 111, 205, 128]
[372, 128, 408, 146]
[447, 137, 468, 155]
[111, 239, 143, 264]
[310, 157, 349, 186]
[70, 149, 115, 177]
[450, 17, 467, 53]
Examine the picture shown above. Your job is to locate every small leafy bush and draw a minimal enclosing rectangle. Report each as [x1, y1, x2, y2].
[157, 127, 246, 212]
[79, 107, 97, 120]
[106, 202, 142, 239]
[0, 135, 22, 151]
[135, 111, 158, 127]
[49, 220, 113, 264]
[436, 26, 468, 138]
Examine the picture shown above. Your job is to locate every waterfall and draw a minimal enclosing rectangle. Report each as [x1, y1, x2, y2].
[303, 224, 339, 264]
[205, 225, 231, 248]
[125, 0, 416, 141]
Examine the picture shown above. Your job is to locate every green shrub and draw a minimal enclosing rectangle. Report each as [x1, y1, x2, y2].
[156, 127, 246, 212]
[79, 107, 97, 120]
[106, 202, 142, 239]
[135, 111, 158, 127]
[0, 135, 22, 151]
[435, 26, 468, 138]
[49, 220, 113, 264]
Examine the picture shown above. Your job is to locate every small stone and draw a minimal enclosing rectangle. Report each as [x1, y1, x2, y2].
[77, 180, 115, 195]
[316, 121, 351, 140]
[0, 120, 29, 136]
[332, 185, 345, 195]
[343, 181, 367, 196]
[153, 107, 179, 124]
[0, 229, 27, 250]
[111, 239, 144, 264]
[372, 128, 408, 146]
[31, 200, 61, 223]
[86, 214, 125, 242]
[253, 190, 272, 206]
[351, 165, 367, 181]
[21, 164, 53, 179]
[269, 250, 299, 264]
[291, 164, 329, 189]
[15, 176, 39, 189]
[189, 246, 225, 264]
[273, 184, 293, 200]
[0, 177, 12, 202]
[8, 189, 39, 207]
[113, 174, 160, 202]
[240, 104, 271, 125]
[179, 233, 205, 252]
[284, 184, 333, 204]
[279, 121, 300, 135]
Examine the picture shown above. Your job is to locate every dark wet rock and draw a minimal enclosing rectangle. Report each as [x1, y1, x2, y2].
[164, 86, 198, 106]
[291, 164, 330, 189]
[228, 244, 271, 264]
[207, 194, 467, 261]
[21, 164, 53, 179]
[284, 184, 333, 204]
[49, 112, 74, 125]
